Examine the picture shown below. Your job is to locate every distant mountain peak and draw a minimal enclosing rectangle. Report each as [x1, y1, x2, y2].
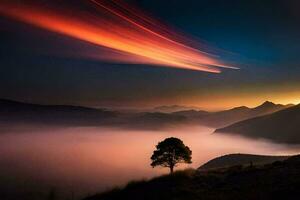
[215, 102, 300, 144]
[262, 100, 275, 105]
[253, 101, 278, 111]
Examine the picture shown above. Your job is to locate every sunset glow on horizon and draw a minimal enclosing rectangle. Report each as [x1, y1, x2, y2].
[0, 0, 236, 73]
[1, 0, 300, 110]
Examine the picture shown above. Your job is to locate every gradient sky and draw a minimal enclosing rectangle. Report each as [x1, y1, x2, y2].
[1, 0, 300, 110]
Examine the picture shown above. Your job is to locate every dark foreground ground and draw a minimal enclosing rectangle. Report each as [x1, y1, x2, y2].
[84, 155, 300, 200]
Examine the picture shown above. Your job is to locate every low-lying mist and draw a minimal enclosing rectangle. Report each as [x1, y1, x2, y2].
[0, 124, 299, 199]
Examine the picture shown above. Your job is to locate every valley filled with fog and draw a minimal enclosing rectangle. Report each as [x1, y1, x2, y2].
[1, 125, 299, 199]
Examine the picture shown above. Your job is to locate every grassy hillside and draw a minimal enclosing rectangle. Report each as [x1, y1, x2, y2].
[84, 155, 300, 200]
[199, 153, 289, 170]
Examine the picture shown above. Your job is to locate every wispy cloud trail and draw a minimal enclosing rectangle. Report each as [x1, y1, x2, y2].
[0, 0, 238, 73]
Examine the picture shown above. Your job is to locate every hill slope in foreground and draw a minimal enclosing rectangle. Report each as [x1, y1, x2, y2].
[84, 155, 300, 200]
[198, 153, 289, 170]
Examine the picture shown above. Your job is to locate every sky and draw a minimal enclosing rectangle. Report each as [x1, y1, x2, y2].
[1, 0, 300, 110]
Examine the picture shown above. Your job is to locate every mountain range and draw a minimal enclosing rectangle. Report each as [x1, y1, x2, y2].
[0, 99, 297, 141]
[215, 104, 300, 144]
[172, 101, 293, 128]
[0, 99, 189, 129]
[0, 99, 118, 126]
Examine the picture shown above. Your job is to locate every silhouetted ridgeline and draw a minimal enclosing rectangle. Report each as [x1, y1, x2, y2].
[84, 155, 300, 200]
[0, 99, 118, 126]
[198, 153, 289, 171]
[172, 101, 292, 128]
[0, 99, 189, 129]
[0, 99, 293, 130]
[215, 104, 300, 144]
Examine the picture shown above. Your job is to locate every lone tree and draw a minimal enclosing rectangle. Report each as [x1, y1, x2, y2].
[151, 137, 192, 173]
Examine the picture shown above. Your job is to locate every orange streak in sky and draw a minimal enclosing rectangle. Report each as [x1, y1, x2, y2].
[90, 0, 212, 56]
[0, 1, 238, 73]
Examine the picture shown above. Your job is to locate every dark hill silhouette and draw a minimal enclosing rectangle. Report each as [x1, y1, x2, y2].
[199, 106, 252, 127]
[0, 99, 294, 129]
[84, 154, 300, 200]
[215, 104, 300, 144]
[172, 101, 292, 128]
[198, 153, 289, 171]
[172, 109, 210, 118]
[0, 99, 188, 129]
[0, 99, 118, 126]
[251, 101, 282, 114]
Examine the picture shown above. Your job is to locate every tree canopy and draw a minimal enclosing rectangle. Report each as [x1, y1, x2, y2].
[151, 137, 192, 173]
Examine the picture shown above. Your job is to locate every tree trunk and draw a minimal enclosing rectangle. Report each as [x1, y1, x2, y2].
[170, 165, 174, 174]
